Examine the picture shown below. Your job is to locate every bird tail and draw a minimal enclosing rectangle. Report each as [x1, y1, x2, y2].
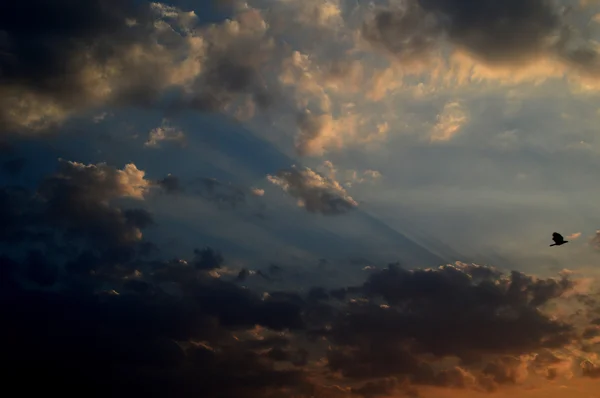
[549, 244, 557, 246]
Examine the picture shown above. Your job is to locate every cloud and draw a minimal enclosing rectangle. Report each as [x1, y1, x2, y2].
[156, 174, 183, 194]
[328, 265, 576, 375]
[318, 160, 382, 188]
[1, 275, 307, 397]
[361, 0, 443, 64]
[0, 155, 312, 394]
[267, 165, 358, 215]
[361, 0, 600, 84]
[0, 1, 274, 135]
[590, 230, 600, 250]
[36, 160, 154, 245]
[3, 3, 600, 396]
[151, 174, 270, 221]
[145, 119, 186, 148]
[1, 153, 599, 397]
[0, 0, 193, 133]
[567, 232, 582, 240]
[294, 110, 362, 157]
[0, 159, 155, 256]
[168, 6, 275, 115]
[430, 101, 469, 142]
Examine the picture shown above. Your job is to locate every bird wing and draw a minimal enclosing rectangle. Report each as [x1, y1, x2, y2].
[552, 232, 563, 243]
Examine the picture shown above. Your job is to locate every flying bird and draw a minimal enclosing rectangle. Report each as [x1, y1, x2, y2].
[550, 232, 568, 247]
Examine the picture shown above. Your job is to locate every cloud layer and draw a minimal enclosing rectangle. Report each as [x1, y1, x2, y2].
[3, 1, 600, 397]
[1, 156, 599, 397]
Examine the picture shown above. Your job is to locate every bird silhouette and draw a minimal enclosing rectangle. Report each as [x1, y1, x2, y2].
[550, 232, 569, 247]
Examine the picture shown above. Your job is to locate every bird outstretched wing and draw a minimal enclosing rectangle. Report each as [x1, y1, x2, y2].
[552, 232, 563, 244]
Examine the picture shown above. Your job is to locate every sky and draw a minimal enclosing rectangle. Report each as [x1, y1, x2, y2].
[1, 0, 600, 397]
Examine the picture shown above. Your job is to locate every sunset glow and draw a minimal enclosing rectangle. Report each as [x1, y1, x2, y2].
[1, 0, 600, 396]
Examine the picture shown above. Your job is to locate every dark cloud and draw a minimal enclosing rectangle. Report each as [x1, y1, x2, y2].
[1, 153, 598, 397]
[363, 0, 600, 73]
[0, 0, 165, 132]
[361, 0, 443, 63]
[181, 55, 272, 113]
[322, 263, 577, 386]
[191, 247, 224, 270]
[0, 1, 278, 134]
[421, 0, 561, 64]
[37, 160, 153, 247]
[0, 1, 151, 86]
[0, 285, 308, 397]
[156, 174, 183, 194]
[2, 237, 597, 396]
[0, 155, 309, 394]
[351, 377, 401, 397]
[267, 166, 358, 215]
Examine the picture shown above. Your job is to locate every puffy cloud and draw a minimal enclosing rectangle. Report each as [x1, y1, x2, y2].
[0, 0, 203, 133]
[46, 160, 150, 201]
[328, 265, 576, 377]
[36, 160, 153, 246]
[0, 1, 277, 135]
[145, 119, 186, 148]
[3, 0, 600, 155]
[173, 9, 273, 113]
[0, 159, 155, 258]
[267, 165, 358, 215]
[292, 109, 378, 157]
[568, 232, 583, 240]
